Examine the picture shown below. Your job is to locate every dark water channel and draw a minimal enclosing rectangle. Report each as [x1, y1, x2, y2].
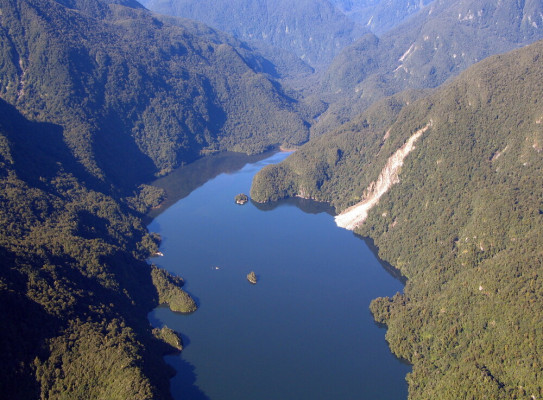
[147, 151, 410, 399]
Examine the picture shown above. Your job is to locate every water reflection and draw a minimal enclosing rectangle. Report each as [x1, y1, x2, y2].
[256, 198, 406, 284]
[252, 196, 335, 215]
[147, 151, 410, 399]
[147, 150, 277, 220]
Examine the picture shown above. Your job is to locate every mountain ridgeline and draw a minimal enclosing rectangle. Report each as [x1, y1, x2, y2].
[313, 0, 543, 136]
[0, 0, 309, 398]
[2, 0, 543, 398]
[251, 40, 543, 398]
[329, 0, 434, 34]
[139, 0, 368, 69]
[141, 0, 439, 71]
[0, 0, 310, 187]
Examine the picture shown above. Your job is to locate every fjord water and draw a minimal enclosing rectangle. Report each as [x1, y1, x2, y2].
[148, 152, 410, 400]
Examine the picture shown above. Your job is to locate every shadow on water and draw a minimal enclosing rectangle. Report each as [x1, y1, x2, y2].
[372, 318, 413, 367]
[166, 355, 211, 400]
[252, 196, 335, 215]
[253, 196, 406, 285]
[357, 234, 408, 284]
[148, 308, 204, 397]
[146, 150, 277, 221]
[178, 332, 191, 349]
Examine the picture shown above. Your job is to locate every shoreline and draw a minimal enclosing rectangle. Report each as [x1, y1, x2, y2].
[335, 123, 431, 230]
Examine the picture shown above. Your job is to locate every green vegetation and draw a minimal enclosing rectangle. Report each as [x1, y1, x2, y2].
[0, 0, 307, 397]
[251, 88, 426, 206]
[252, 40, 543, 398]
[151, 266, 197, 313]
[235, 193, 249, 204]
[126, 184, 166, 214]
[36, 320, 156, 400]
[312, 0, 543, 136]
[0, 0, 309, 188]
[0, 97, 179, 398]
[3, 0, 543, 398]
[153, 326, 183, 351]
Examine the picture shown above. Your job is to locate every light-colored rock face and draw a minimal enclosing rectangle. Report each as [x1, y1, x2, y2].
[335, 122, 431, 230]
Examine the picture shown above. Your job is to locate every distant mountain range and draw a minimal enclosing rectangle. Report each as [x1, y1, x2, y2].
[1, 0, 543, 398]
[313, 0, 543, 135]
[139, 0, 369, 68]
[141, 0, 437, 70]
[329, 0, 434, 34]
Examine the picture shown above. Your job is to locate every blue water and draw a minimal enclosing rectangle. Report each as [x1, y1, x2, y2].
[148, 152, 410, 400]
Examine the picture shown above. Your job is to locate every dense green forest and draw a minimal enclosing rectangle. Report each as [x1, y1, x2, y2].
[0, 96, 191, 398]
[251, 39, 543, 398]
[138, 0, 543, 142]
[312, 0, 543, 136]
[0, 0, 309, 397]
[2, 0, 543, 398]
[0, 0, 310, 186]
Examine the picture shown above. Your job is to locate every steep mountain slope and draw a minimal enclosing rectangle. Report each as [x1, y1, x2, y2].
[138, 0, 367, 69]
[0, 0, 309, 188]
[314, 0, 543, 135]
[329, 0, 434, 34]
[251, 40, 543, 398]
[0, 97, 176, 399]
[0, 0, 311, 397]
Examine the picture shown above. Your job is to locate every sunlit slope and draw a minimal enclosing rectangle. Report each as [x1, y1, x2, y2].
[251, 39, 543, 399]
[0, 0, 309, 187]
[314, 0, 543, 136]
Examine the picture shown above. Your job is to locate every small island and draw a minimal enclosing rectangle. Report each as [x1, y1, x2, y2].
[246, 271, 257, 284]
[235, 193, 249, 205]
[152, 326, 183, 351]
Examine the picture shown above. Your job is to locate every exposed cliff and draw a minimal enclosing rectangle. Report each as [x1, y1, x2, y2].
[335, 122, 430, 230]
[251, 40, 543, 398]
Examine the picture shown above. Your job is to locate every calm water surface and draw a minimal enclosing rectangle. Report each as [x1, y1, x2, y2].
[148, 151, 410, 400]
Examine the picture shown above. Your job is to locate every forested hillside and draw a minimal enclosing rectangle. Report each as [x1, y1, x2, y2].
[0, 0, 309, 187]
[3, 0, 543, 398]
[0, 96, 177, 398]
[329, 0, 434, 34]
[139, 0, 367, 69]
[313, 0, 543, 135]
[251, 40, 543, 398]
[0, 0, 310, 397]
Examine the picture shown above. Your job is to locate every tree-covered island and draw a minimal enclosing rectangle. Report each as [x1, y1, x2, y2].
[235, 193, 249, 205]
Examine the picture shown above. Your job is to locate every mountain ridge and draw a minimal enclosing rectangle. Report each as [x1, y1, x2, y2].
[251, 38, 543, 398]
[139, 0, 368, 69]
[2, 0, 543, 398]
[329, 0, 434, 34]
[0, 0, 309, 397]
[312, 0, 543, 136]
[1, 0, 310, 187]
